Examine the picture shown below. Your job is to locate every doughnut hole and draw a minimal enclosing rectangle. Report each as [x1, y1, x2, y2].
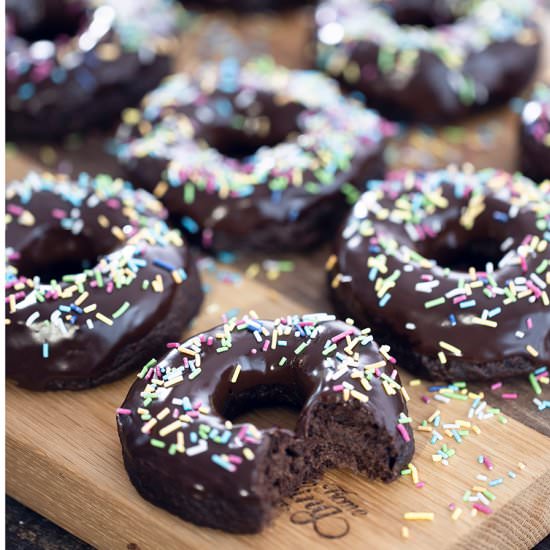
[379, 0, 461, 28]
[8, 1, 87, 43]
[415, 210, 510, 273]
[11, 228, 111, 283]
[216, 382, 303, 432]
[195, 91, 303, 160]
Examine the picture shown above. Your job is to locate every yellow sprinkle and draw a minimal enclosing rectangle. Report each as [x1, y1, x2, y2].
[177, 431, 185, 453]
[451, 508, 462, 521]
[141, 418, 157, 434]
[438, 351, 447, 364]
[351, 390, 369, 403]
[518, 462, 526, 470]
[165, 375, 183, 388]
[95, 312, 113, 326]
[231, 364, 241, 384]
[156, 407, 170, 420]
[526, 345, 539, 357]
[439, 341, 462, 357]
[122, 107, 141, 125]
[243, 448, 255, 460]
[401, 526, 410, 539]
[404, 512, 434, 521]
[83, 304, 97, 314]
[159, 420, 183, 437]
[471, 317, 497, 328]
[111, 226, 125, 241]
[73, 291, 89, 306]
[409, 379, 422, 386]
[97, 42, 121, 61]
[428, 410, 440, 423]
[325, 254, 338, 271]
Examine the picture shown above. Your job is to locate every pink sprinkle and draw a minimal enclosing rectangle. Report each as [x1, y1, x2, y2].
[453, 295, 467, 304]
[172, 409, 179, 418]
[473, 503, 493, 515]
[415, 482, 425, 489]
[7, 204, 24, 215]
[207, 336, 214, 346]
[106, 198, 120, 209]
[332, 384, 344, 392]
[502, 393, 518, 400]
[238, 426, 248, 440]
[397, 424, 411, 442]
[51, 208, 67, 219]
[262, 340, 269, 352]
[491, 382, 502, 390]
[331, 329, 354, 343]
[228, 455, 243, 465]
[145, 368, 154, 381]
[116, 408, 132, 415]
[483, 456, 494, 471]
[166, 342, 180, 348]
[526, 318, 533, 330]
[448, 503, 456, 511]
[421, 396, 431, 404]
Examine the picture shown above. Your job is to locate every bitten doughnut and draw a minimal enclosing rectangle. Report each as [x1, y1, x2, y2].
[115, 58, 391, 252]
[5, 172, 203, 391]
[117, 313, 414, 533]
[316, 0, 541, 124]
[520, 82, 550, 183]
[6, 0, 184, 139]
[328, 167, 550, 381]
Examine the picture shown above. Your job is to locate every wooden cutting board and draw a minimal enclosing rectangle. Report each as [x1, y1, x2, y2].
[6, 6, 550, 550]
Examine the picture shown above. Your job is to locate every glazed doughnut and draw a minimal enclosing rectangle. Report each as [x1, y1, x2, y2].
[520, 82, 550, 183]
[316, 0, 541, 124]
[5, 172, 203, 391]
[328, 167, 550, 381]
[115, 58, 391, 252]
[117, 313, 414, 533]
[6, 0, 184, 139]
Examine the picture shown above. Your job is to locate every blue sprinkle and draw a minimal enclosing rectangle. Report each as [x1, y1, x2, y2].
[153, 259, 176, 271]
[18, 82, 35, 100]
[181, 216, 199, 234]
[42, 342, 49, 359]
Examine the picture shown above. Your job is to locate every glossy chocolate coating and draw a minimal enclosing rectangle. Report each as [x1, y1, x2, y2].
[316, 0, 541, 124]
[6, 173, 203, 390]
[117, 314, 414, 532]
[6, 0, 182, 139]
[329, 168, 550, 381]
[116, 61, 390, 252]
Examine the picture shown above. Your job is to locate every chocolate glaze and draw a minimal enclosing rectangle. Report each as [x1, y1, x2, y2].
[117, 314, 414, 532]
[316, 0, 541, 124]
[116, 61, 390, 252]
[6, 0, 182, 139]
[329, 168, 550, 381]
[6, 173, 203, 390]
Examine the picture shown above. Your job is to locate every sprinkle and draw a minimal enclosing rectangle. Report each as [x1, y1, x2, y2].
[231, 364, 241, 383]
[403, 512, 434, 521]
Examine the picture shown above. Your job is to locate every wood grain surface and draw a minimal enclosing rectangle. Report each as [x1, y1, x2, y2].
[6, 4, 550, 550]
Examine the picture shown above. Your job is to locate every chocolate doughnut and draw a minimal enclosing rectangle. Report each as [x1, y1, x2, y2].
[6, 172, 203, 391]
[115, 58, 391, 252]
[520, 82, 550, 183]
[328, 167, 550, 381]
[316, 0, 541, 124]
[6, 0, 185, 140]
[117, 313, 414, 533]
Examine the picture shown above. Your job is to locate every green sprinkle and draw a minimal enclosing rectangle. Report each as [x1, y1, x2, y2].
[112, 301, 131, 319]
[425, 297, 446, 309]
[150, 439, 166, 449]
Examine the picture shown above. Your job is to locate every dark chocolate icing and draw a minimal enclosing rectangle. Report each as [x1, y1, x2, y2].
[117, 313, 414, 532]
[6, 172, 203, 390]
[329, 167, 550, 381]
[115, 59, 391, 252]
[182, 0, 316, 11]
[6, 0, 184, 139]
[316, 0, 541, 124]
